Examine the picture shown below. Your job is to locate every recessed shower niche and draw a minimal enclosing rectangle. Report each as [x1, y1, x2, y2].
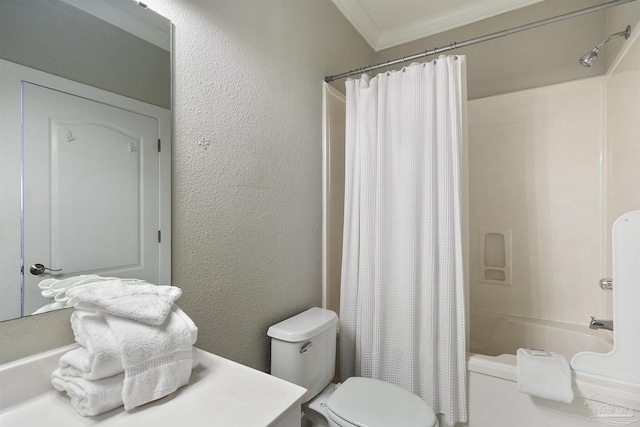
[478, 229, 512, 286]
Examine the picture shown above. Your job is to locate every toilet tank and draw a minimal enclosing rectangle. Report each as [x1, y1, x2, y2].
[267, 307, 338, 402]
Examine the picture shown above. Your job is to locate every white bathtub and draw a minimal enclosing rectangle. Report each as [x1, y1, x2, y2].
[470, 310, 613, 361]
[459, 311, 640, 427]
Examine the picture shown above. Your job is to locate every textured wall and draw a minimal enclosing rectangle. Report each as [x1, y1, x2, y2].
[0, 309, 74, 362]
[0, 0, 374, 367]
[118, 0, 374, 371]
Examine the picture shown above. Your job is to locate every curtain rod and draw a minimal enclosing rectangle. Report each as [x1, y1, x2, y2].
[325, 0, 637, 83]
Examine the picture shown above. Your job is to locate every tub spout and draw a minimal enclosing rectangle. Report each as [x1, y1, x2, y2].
[589, 316, 613, 331]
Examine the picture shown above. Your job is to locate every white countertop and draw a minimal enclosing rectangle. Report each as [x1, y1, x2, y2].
[0, 345, 307, 426]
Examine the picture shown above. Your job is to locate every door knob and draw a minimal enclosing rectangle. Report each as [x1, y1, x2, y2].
[29, 263, 63, 275]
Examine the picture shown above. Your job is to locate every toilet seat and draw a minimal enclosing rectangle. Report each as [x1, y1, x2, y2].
[326, 377, 438, 427]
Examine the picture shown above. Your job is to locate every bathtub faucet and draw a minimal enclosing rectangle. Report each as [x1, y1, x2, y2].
[589, 316, 613, 331]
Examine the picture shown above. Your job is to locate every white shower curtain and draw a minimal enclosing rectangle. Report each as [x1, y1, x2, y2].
[340, 55, 467, 425]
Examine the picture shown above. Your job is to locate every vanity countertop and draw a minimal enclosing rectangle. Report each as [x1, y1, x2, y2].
[0, 344, 307, 426]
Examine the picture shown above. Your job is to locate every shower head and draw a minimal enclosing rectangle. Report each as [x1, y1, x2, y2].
[579, 25, 631, 67]
[579, 48, 600, 67]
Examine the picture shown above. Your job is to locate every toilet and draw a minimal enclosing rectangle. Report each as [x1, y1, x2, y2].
[268, 307, 439, 427]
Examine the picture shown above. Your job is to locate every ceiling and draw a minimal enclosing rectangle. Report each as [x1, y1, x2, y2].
[331, 0, 546, 51]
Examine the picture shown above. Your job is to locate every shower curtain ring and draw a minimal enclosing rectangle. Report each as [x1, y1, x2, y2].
[453, 42, 458, 59]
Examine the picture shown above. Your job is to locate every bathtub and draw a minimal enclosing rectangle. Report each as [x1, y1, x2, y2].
[470, 310, 613, 360]
[459, 310, 640, 427]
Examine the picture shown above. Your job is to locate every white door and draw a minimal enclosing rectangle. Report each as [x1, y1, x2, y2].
[22, 82, 160, 314]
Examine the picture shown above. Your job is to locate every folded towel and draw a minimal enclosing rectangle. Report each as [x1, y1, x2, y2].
[67, 280, 182, 326]
[52, 369, 125, 417]
[59, 347, 120, 380]
[53, 348, 201, 417]
[35, 276, 117, 315]
[63, 310, 123, 380]
[31, 301, 68, 315]
[517, 348, 574, 403]
[40, 275, 104, 300]
[39, 275, 147, 303]
[103, 305, 197, 410]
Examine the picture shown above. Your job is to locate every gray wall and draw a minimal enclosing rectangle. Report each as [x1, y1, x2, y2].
[374, 0, 631, 99]
[151, 0, 374, 371]
[0, 0, 375, 369]
[0, 0, 170, 108]
[0, 309, 74, 362]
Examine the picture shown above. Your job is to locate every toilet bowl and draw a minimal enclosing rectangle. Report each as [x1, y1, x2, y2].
[303, 382, 336, 427]
[268, 307, 439, 427]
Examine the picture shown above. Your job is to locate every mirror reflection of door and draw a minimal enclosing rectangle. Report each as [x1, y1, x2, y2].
[22, 83, 160, 315]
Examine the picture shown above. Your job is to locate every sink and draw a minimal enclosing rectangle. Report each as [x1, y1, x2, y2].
[0, 344, 306, 426]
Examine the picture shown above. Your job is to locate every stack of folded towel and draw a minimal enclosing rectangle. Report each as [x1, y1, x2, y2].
[51, 279, 198, 416]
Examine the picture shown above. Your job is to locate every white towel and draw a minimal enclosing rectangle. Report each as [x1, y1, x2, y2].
[103, 305, 197, 410]
[53, 348, 201, 417]
[34, 275, 127, 315]
[59, 346, 123, 381]
[40, 275, 104, 300]
[39, 275, 147, 303]
[63, 310, 123, 380]
[32, 301, 68, 315]
[67, 280, 182, 326]
[517, 348, 574, 403]
[52, 369, 124, 417]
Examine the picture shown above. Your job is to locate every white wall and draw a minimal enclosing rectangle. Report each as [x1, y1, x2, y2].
[0, 0, 374, 367]
[468, 78, 605, 324]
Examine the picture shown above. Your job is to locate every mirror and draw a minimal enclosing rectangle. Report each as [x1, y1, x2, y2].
[0, 0, 172, 321]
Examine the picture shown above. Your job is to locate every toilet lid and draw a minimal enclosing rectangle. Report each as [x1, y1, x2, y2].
[326, 377, 438, 427]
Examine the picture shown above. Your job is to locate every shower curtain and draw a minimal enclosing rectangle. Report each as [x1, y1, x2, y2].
[340, 55, 467, 425]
